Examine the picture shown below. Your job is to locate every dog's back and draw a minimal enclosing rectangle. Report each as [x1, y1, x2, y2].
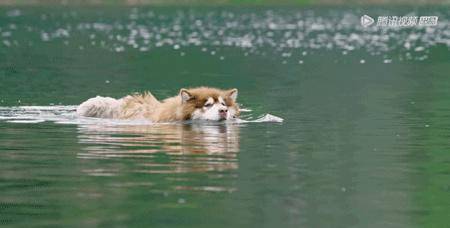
[76, 96, 123, 118]
[77, 93, 160, 119]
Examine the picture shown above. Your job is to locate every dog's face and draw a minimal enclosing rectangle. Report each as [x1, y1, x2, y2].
[180, 87, 240, 121]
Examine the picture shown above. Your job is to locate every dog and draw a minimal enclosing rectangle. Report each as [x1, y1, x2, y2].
[76, 87, 240, 122]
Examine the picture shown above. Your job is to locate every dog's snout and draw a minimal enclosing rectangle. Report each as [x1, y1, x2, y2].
[219, 109, 227, 113]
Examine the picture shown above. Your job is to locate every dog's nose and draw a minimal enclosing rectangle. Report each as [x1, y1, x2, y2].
[219, 109, 227, 118]
[219, 109, 227, 119]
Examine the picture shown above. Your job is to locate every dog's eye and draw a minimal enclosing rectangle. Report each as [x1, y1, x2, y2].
[221, 102, 226, 106]
[204, 103, 212, 108]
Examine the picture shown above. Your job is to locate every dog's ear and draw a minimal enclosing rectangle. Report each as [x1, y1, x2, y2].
[180, 89, 193, 103]
[227, 88, 238, 102]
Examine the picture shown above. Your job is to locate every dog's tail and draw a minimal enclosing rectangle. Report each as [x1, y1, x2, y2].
[76, 96, 122, 118]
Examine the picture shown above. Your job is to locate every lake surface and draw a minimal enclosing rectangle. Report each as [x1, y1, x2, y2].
[0, 6, 449, 228]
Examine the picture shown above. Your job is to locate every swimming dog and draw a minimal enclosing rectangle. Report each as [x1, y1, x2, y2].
[76, 87, 239, 122]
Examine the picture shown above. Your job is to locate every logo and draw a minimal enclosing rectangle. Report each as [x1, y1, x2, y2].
[361, 15, 375, 27]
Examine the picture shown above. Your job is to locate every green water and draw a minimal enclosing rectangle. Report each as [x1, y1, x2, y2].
[1, 6, 449, 228]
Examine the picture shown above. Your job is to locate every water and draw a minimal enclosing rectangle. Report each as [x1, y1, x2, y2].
[1, 6, 449, 227]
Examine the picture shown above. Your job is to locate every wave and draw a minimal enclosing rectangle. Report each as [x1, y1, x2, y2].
[0, 105, 283, 125]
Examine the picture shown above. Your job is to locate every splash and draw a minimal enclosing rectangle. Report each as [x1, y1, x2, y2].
[236, 114, 284, 123]
[0, 106, 283, 125]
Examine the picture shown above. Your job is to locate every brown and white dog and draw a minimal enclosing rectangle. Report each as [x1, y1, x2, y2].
[76, 87, 240, 122]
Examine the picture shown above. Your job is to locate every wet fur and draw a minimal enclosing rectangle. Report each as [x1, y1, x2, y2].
[77, 87, 240, 122]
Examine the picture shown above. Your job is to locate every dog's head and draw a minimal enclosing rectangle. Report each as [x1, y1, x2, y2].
[179, 87, 240, 121]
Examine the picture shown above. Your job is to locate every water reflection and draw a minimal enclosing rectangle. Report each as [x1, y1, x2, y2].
[76, 123, 240, 175]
